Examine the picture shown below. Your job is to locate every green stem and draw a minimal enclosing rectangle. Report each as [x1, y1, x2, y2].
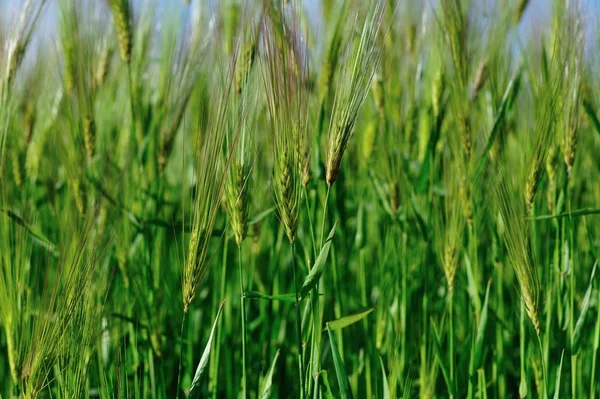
[449, 290, 455, 397]
[590, 285, 600, 398]
[304, 186, 318, 260]
[212, 236, 229, 399]
[175, 311, 188, 399]
[519, 300, 527, 398]
[291, 242, 305, 398]
[567, 184, 576, 398]
[126, 62, 138, 148]
[536, 332, 548, 399]
[238, 244, 247, 399]
[320, 186, 331, 250]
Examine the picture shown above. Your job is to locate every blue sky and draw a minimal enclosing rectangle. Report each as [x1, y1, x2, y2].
[1, 0, 598, 54]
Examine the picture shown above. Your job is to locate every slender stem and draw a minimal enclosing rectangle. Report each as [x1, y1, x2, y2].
[310, 287, 320, 398]
[175, 311, 188, 399]
[212, 236, 229, 399]
[567, 185, 576, 398]
[536, 332, 548, 399]
[304, 186, 317, 260]
[126, 62, 137, 147]
[590, 286, 600, 398]
[238, 244, 247, 399]
[519, 300, 527, 398]
[291, 242, 305, 398]
[449, 290, 455, 398]
[320, 186, 331, 250]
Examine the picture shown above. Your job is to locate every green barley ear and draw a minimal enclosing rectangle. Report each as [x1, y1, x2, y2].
[432, 69, 445, 119]
[2, 0, 47, 88]
[108, 0, 132, 63]
[494, 161, 541, 334]
[525, 0, 581, 217]
[183, 54, 241, 313]
[225, 33, 258, 247]
[21, 212, 108, 398]
[261, 1, 310, 243]
[83, 114, 96, 162]
[435, 157, 466, 294]
[0, 202, 33, 384]
[470, 58, 488, 101]
[545, 145, 558, 213]
[233, 3, 261, 95]
[325, 0, 385, 187]
[59, 0, 107, 164]
[95, 41, 113, 89]
[552, 2, 583, 179]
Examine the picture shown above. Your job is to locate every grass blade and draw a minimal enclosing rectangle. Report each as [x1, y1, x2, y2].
[320, 370, 335, 399]
[245, 291, 297, 302]
[189, 301, 225, 399]
[300, 220, 338, 299]
[553, 350, 565, 399]
[473, 280, 492, 371]
[572, 262, 597, 354]
[431, 320, 454, 397]
[259, 349, 280, 399]
[379, 356, 389, 399]
[327, 325, 353, 399]
[532, 208, 600, 221]
[327, 307, 375, 331]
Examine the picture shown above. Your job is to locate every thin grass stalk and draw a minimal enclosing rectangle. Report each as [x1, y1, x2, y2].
[175, 312, 188, 398]
[211, 236, 230, 399]
[591, 286, 600, 398]
[448, 290, 455, 397]
[320, 186, 331, 249]
[238, 244, 248, 399]
[519, 300, 527, 398]
[291, 242, 305, 399]
[567, 185, 576, 398]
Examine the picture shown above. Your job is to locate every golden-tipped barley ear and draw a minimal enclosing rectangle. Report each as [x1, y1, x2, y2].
[523, 287, 540, 334]
[229, 163, 249, 246]
[278, 151, 297, 243]
[109, 0, 132, 63]
[546, 146, 557, 213]
[443, 245, 457, 293]
[83, 114, 96, 162]
[183, 228, 208, 313]
[236, 31, 259, 95]
[470, 58, 488, 101]
[11, 147, 23, 188]
[432, 69, 444, 117]
[372, 71, 384, 115]
[96, 45, 113, 88]
[459, 115, 472, 162]
[71, 176, 86, 215]
[326, 121, 351, 186]
[564, 121, 577, 178]
[301, 148, 310, 188]
[525, 163, 541, 215]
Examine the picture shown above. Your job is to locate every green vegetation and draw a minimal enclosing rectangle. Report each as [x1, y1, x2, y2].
[0, 0, 599, 397]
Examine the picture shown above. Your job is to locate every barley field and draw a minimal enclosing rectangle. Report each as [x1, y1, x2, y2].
[1, 0, 599, 398]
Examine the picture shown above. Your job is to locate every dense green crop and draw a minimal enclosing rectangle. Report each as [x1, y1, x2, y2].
[1, 0, 599, 398]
